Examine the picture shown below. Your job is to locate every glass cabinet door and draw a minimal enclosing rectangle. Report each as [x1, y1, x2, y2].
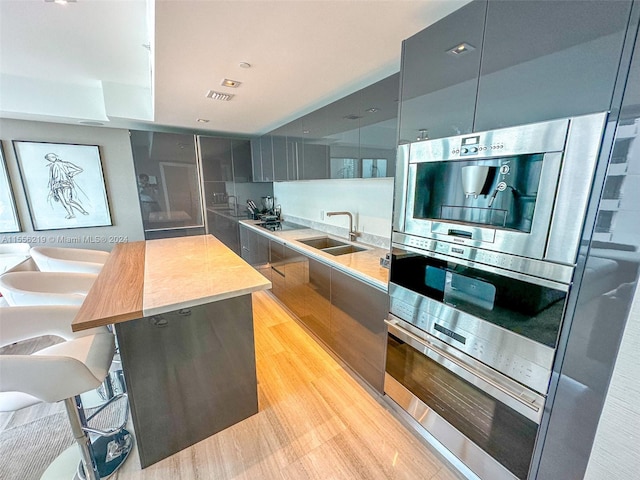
[130, 131, 204, 236]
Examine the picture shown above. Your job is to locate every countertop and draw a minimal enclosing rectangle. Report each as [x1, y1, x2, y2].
[72, 235, 271, 331]
[240, 219, 390, 291]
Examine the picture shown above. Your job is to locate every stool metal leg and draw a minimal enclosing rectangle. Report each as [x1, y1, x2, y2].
[63, 397, 100, 480]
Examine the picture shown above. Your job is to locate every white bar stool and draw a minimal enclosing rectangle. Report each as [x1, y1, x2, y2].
[30, 247, 109, 274]
[0, 272, 97, 306]
[0, 305, 133, 479]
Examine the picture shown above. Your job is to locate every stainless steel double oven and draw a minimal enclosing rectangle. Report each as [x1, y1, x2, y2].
[386, 112, 608, 479]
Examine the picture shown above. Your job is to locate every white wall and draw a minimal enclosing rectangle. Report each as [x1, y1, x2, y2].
[274, 177, 394, 246]
[0, 119, 144, 251]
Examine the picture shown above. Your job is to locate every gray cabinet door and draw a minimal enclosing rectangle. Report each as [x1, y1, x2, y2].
[272, 134, 288, 181]
[239, 224, 252, 263]
[231, 140, 252, 183]
[474, 0, 632, 131]
[269, 241, 286, 300]
[250, 138, 262, 182]
[398, 0, 487, 142]
[304, 257, 332, 345]
[330, 269, 389, 393]
[300, 144, 330, 180]
[260, 135, 274, 182]
[284, 246, 308, 320]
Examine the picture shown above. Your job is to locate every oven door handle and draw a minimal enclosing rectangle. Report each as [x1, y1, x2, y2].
[385, 319, 544, 422]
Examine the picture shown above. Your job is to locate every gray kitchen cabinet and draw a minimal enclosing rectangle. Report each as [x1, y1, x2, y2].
[260, 135, 274, 182]
[239, 225, 270, 280]
[272, 132, 289, 181]
[330, 268, 389, 393]
[284, 246, 308, 319]
[300, 144, 330, 180]
[358, 73, 400, 179]
[231, 140, 252, 183]
[250, 138, 262, 182]
[303, 257, 332, 346]
[269, 240, 286, 300]
[398, 0, 487, 142]
[208, 210, 239, 254]
[474, 0, 633, 131]
[250, 135, 275, 182]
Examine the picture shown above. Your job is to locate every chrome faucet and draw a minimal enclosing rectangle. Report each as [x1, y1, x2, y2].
[326, 211, 360, 242]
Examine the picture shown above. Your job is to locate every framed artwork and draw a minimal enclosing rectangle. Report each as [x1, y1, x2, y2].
[0, 143, 21, 233]
[13, 141, 112, 231]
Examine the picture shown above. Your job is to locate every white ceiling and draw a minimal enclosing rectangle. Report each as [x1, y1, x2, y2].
[0, 0, 470, 136]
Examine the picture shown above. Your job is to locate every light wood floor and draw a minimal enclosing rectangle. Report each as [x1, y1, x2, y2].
[3, 291, 465, 480]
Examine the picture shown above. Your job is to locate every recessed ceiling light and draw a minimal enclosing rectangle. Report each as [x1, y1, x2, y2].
[45, 0, 76, 4]
[206, 90, 234, 101]
[197, 118, 210, 123]
[221, 78, 241, 88]
[366, 107, 379, 113]
[447, 42, 475, 56]
[239, 62, 252, 69]
[303, 129, 310, 134]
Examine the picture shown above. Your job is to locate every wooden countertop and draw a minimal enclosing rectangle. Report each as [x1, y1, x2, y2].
[240, 220, 389, 291]
[72, 235, 271, 331]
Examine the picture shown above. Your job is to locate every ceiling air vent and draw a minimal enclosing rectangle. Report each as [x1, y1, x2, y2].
[343, 114, 362, 120]
[206, 90, 234, 101]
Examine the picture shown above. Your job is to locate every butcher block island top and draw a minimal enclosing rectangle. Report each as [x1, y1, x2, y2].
[72, 234, 272, 331]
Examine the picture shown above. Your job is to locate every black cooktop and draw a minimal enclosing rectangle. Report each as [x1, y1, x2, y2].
[256, 220, 306, 232]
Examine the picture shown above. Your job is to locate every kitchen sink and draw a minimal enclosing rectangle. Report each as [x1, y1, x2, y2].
[322, 245, 366, 256]
[297, 236, 366, 256]
[298, 237, 349, 249]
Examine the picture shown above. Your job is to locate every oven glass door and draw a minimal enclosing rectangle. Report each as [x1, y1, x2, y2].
[386, 330, 538, 479]
[390, 251, 567, 348]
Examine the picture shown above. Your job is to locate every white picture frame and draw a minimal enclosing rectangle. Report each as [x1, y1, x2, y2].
[13, 141, 112, 231]
[0, 143, 21, 233]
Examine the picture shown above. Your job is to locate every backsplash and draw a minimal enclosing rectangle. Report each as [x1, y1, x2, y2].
[274, 177, 394, 248]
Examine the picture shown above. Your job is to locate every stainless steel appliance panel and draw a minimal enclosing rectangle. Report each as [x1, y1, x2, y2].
[393, 143, 410, 233]
[388, 284, 556, 394]
[398, 112, 608, 266]
[545, 112, 607, 263]
[385, 319, 541, 479]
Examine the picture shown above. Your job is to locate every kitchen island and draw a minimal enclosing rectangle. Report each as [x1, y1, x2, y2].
[72, 235, 271, 468]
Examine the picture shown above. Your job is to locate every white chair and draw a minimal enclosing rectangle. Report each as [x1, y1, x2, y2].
[0, 305, 133, 479]
[30, 247, 109, 274]
[0, 272, 97, 306]
[0, 243, 31, 274]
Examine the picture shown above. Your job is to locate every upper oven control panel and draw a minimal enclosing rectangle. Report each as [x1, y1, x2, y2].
[409, 116, 569, 164]
[452, 135, 505, 156]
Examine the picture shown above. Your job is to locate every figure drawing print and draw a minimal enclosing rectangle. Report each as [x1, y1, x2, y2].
[13, 141, 112, 231]
[45, 152, 90, 219]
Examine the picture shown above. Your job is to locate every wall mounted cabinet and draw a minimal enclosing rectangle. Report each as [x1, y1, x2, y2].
[399, 0, 634, 141]
[474, 0, 633, 131]
[256, 73, 399, 181]
[398, 0, 486, 143]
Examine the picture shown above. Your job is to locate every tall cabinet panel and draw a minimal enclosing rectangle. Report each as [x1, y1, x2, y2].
[398, 0, 487, 143]
[130, 131, 205, 239]
[475, 0, 633, 131]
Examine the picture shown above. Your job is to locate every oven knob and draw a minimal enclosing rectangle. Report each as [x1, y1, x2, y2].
[461, 147, 468, 154]
[500, 164, 510, 174]
[470, 147, 478, 153]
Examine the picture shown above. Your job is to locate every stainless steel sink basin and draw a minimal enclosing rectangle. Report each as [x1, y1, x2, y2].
[322, 245, 366, 256]
[298, 236, 366, 256]
[298, 237, 349, 249]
